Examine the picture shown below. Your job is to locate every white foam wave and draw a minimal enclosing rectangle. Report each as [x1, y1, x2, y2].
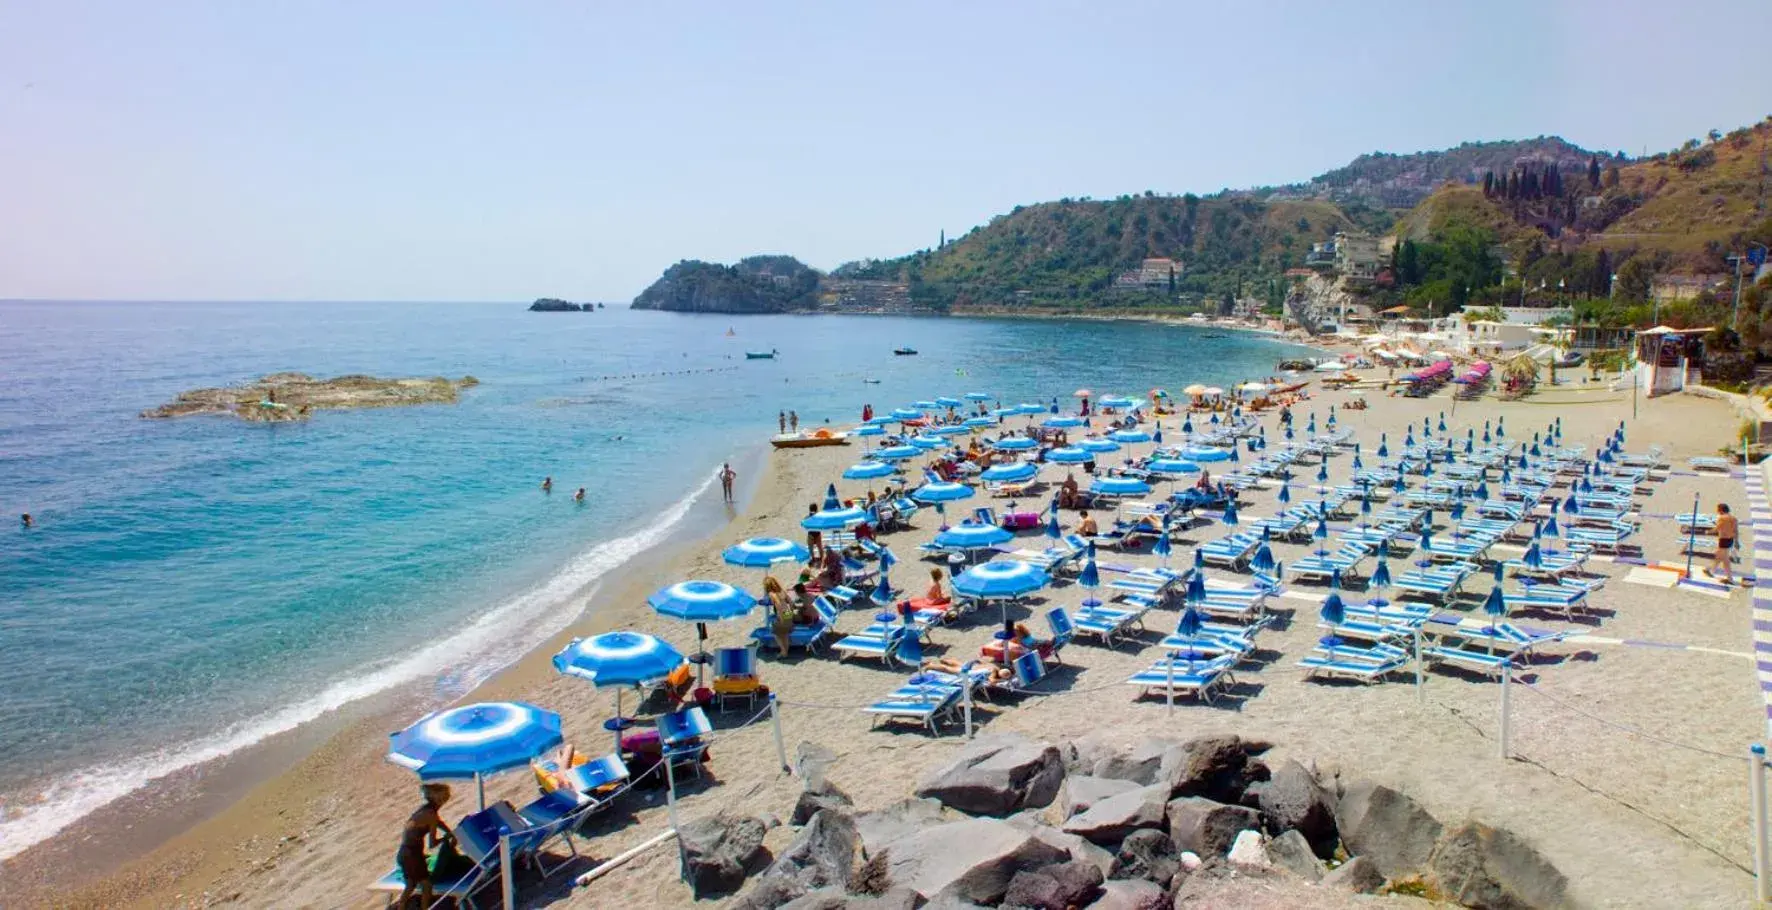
[0, 469, 720, 862]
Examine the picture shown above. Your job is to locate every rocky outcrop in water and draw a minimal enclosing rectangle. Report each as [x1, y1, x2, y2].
[529, 298, 589, 311]
[141, 373, 478, 422]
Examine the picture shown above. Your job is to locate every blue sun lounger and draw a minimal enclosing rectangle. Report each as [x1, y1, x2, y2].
[863, 676, 962, 734]
[1159, 626, 1258, 663]
[1564, 522, 1636, 554]
[1289, 542, 1372, 582]
[1423, 644, 1512, 679]
[1391, 561, 1477, 601]
[752, 597, 841, 653]
[1689, 455, 1731, 473]
[1199, 530, 1262, 569]
[1071, 603, 1149, 647]
[831, 622, 907, 664]
[1126, 655, 1238, 704]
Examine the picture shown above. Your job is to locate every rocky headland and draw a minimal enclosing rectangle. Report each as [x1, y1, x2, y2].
[141, 372, 478, 422]
[530, 298, 594, 311]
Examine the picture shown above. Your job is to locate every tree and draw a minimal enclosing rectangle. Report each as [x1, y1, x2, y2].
[1587, 155, 1601, 188]
[1483, 171, 1495, 196]
[1614, 257, 1654, 302]
[1603, 165, 1620, 188]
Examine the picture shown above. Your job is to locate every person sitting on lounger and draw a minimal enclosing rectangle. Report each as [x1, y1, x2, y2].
[814, 551, 844, 591]
[1059, 474, 1080, 509]
[397, 783, 454, 910]
[790, 582, 820, 623]
[806, 529, 825, 563]
[926, 567, 950, 605]
[1078, 511, 1099, 536]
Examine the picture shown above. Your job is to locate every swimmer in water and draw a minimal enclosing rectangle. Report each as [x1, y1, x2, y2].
[541, 476, 553, 493]
[574, 488, 586, 503]
[21, 513, 32, 529]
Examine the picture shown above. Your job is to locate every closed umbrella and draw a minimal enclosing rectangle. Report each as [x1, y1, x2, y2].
[554, 632, 687, 753]
[1320, 571, 1346, 639]
[1153, 525, 1173, 567]
[822, 483, 841, 511]
[1278, 481, 1291, 504]
[1252, 529, 1276, 573]
[1078, 544, 1102, 609]
[1045, 503, 1062, 540]
[1221, 498, 1239, 526]
[389, 701, 565, 809]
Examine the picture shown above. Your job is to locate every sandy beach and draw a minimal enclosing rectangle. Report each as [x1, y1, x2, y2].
[4, 372, 1759, 909]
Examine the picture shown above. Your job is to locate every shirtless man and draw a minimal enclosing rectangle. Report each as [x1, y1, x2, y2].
[1711, 503, 1738, 584]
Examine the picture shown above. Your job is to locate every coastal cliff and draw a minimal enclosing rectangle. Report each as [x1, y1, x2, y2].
[142, 373, 478, 422]
[631, 255, 821, 313]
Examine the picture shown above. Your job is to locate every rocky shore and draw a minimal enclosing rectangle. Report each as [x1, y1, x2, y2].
[140, 372, 478, 422]
[694, 733, 1570, 910]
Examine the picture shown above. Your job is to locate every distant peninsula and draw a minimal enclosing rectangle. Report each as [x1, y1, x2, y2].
[529, 298, 599, 312]
[631, 255, 821, 314]
[142, 373, 479, 422]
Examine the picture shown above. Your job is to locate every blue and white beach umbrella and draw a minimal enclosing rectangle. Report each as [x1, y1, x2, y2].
[389, 701, 564, 807]
[1044, 415, 1086, 428]
[1018, 403, 1047, 415]
[1047, 446, 1092, 464]
[843, 460, 896, 481]
[912, 400, 939, 409]
[1146, 458, 1199, 476]
[1182, 417, 1195, 434]
[965, 391, 994, 401]
[953, 559, 1049, 598]
[992, 407, 1018, 418]
[981, 461, 1039, 483]
[554, 631, 685, 688]
[933, 520, 1013, 554]
[1110, 429, 1152, 444]
[1278, 481, 1291, 504]
[723, 537, 811, 568]
[855, 424, 886, 437]
[913, 481, 975, 504]
[935, 396, 963, 407]
[648, 579, 756, 622]
[1482, 582, 1507, 628]
[874, 444, 921, 462]
[891, 407, 922, 421]
[822, 482, 842, 511]
[1153, 527, 1172, 566]
[1320, 571, 1346, 628]
[1090, 476, 1152, 498]
[1252, 530, 1276, 573]
[965, 416, 998, 428]
[1377, 435, 1389, 458]
[1078, 545, 1102, 608]
[909, 434, 950, 449]
[1316, 462, 1329, 483]
[1178, 446, 1230, 463]
[1078, 437, 1121, 453]
[1221, 498, 1239, 526]
[803, 505, 868, 530]
[1099, 395, 1134, 408]
[993, 436, 1039, 451]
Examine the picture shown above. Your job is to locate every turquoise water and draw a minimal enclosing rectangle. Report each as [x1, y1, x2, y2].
[0, 302, 1308, 856]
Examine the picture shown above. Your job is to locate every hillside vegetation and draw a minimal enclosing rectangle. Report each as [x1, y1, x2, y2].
[631, 255, 819, 314]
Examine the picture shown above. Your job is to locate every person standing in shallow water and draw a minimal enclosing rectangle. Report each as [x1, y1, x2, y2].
[718, 463, 737, 502]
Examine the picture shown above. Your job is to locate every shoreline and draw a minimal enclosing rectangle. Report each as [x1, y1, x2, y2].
[0, 440, 777, 907]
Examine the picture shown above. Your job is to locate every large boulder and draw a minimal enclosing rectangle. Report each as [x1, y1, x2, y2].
[1165, 797, 1262, 857]
[1263, 829, 1325, 882]
[794, 778, 854, 826]
[680, 811, 770, 897]
[1060, 784, 1169, 845]
[857, 798, 950, 858]
[1321, 855, 1385, 894]
[1334, 780, 1443, 880]
[1428, 821, 1572, 910]
[733, 810, 860, 910]
[1004, 816, 1116, 878]
[915, 734, 1065, 817]
[1247, 759, 1338, 858]
[1089, 737, 1176, 785]
[1087, 878, 1166, 910]
[1061, 776, 1142, 817]
[1110, 828, 1180, 885]
[1160, 735, 1271, 804]
[1001, 860, 1105, 910]
[882, 818, 1070, 904]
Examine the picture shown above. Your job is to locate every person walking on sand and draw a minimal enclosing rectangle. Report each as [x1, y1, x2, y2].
[1710, 503, 1738, 584]
[718, 463, 737, 502]
[789, 410, 799, 433]
[396, 783, 454, 910]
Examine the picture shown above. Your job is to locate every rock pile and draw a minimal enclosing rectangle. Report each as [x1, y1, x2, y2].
[712, 733, 1571, 910]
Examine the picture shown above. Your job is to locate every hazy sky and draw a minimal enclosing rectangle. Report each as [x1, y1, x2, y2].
[3, 1, 1768, 302]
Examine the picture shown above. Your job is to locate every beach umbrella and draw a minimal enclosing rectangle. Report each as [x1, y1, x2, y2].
[389, 702, 563, 809]
[822, 482, 841, 511]
[1147, 458, 1200, 476]
[912, 400, 939, 409]
[1229, 445, 1241, 463]
[1482, 581, 1507, 630]
[1110, 429, 1152, 444]
[873, 444, 920, 462]
[914, 480, 975, 529]
[1561, 495, 1578, 514]
[553, 631, 687, 754]
[992, 436, 1038, 451]
[1078, 437, 1121, 453]
[1021, 402, 1048, 415]
[1183, 383, 1208, 396]
[723, 537, 811, 569]
[1438, 416, 1447, 433]
[1352, 453, 1362, 470]
[1500, 466, 1512, 484]
[1449, 497, 1465, 521]
[1074, 388, 1093, 398]
[909, 434, 950, 449]
[1078, 544, 1102, 608]
[965, 391, 993, 401]
[1369, 549, 1393, 608]
[1523, 539, 1543, 569]
[1320, 571, 1346, 630]
[1313, 510, 1330, 556]
[1358, 492, 1372, 526]
[1045, 415, 1086, 428]
[929, 424, 970, 436]
[1252, 529, 1276, 573]
[1153, 525, 1173, 566]
[935, 396, 963, 407]
[933, 520, 1013, 559]
[1153, 426, 1164, 444]
[991, 407, 1018, 418]
[953, 559, 1050, 639]
[1185, 566, 1207, 607]
[1278, 481, 1291, 504]
[1483, 428, 1492, 444]
[844, 460, 896, 481]
[1177, 446, 1230, 462]
[1404, 431, 1415, 447]
[865, 415, 896, 426]
[1285, 425, 1295, 441]
[1221, 498, 1239, 526]
[981, 461, 1038, 484]
[890, 407, 922, 421]
[855, 424, 885, 438]
[1090, 476, 1152, 498]
[1047, 446, 1092, 464]
[1100, 395, 1134, 408]
[1579, 476, 1593, 494]
[1464, 437, 1474, 454]
[1210, 412, 1221, 425]
[648, 580, 758, 678]
[1307, 418, 1317, 434]
[1475, 480, 1489, 500]
[803, 505, 868, 530]
[964, 416, 997, 428]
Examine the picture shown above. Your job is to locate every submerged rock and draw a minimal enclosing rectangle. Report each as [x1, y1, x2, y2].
[142, 373, 477, 422]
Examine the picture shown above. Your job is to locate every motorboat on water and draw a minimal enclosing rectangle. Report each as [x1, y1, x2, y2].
[746, 349, 778, 359]
[893, 347, 918, 356]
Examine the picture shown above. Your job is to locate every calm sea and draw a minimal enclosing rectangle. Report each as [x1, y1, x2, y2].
[0, 301, 1309, 856]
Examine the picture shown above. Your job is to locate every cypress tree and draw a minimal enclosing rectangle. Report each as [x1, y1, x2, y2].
[1588, 155, 1601, 188]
